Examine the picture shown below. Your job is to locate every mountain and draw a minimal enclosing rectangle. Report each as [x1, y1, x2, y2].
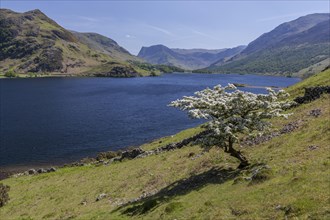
[71, 31, 140, 62]
[0, 9, 180, 77]
[138, 45, 245, 70]
[203, 13, 330, 77]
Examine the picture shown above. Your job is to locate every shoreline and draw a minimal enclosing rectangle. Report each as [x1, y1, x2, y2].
[0, 161, 74, 180]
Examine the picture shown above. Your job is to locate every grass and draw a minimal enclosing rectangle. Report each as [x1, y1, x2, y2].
[0, 70, 329, 219]
[285, 68, 330, 98]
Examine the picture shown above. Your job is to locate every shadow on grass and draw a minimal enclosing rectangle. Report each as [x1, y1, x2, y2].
[114, 166, 239, 216]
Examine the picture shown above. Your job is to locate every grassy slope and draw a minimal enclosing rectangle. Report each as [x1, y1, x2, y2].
[0, 70, 329, 219]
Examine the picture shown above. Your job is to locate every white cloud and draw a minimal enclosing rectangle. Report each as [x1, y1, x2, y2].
[125, 34, 136, 38]
[146, 24, 174, 36]
[76, 16, 99, 22]
[190, 29, 221, 41]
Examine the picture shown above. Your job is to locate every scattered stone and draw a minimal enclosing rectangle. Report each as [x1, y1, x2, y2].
[191, 153, 204, 160]
[80, 200, 87, 206]
[96, 193, 107, 201]
[241, 121, 302, 147]
[275, 205, 282, 210]
[309, 109, 322, 117]
[188, 152, 195, 157]
[308, 145, 319, 151]
[136, 151, 154, 159]
[280, 121, 300, 134]
[49, 167, 57, 172]
[120, 148, 144, 160]
[294, 86, 330, 104]
[111, 157, 121, 162]
[230, 207, 248, 216]
[126, 190, 158, 204]
[37, 168, 47, 174]
[155, 130, 210, 154]
[248, 164, 272, 184]
[28, 169, 37, 175]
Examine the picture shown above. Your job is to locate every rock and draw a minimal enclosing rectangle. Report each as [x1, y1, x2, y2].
[45, 167, 56, 173]
[80, 201, 87, 205]
[275, 205, 282, 210]
[136, 151, 154, 159]
[294, 86, 330, 104]
[28, 169, 37, 175]
[188, 152, 195, 157]
[280, 121, 300, 134]
[241, 121, 301, 146]
[37, 168, 47, 174]
[96, 193, 107, 201]
[249, 165, 272, 184]
[191, 153, 204, 160]
[120, 148, 144, 160]
[309, 109, 321, 117]
[111, 157, 121, 162]
[308, 145, 318, 150]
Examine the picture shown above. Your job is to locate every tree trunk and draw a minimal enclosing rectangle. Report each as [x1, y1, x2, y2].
[225, 137, 249, 169]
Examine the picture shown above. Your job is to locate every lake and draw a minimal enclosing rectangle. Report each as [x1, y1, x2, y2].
[0, 73, 300, 169]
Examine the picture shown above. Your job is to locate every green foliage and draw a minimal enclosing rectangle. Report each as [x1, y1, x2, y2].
[203, 43, 330, 76]
[129, 61, 185, 74]
[170, 84, 293, 167]
[0, 183, 10, 207]
[4, 69, 17, 77]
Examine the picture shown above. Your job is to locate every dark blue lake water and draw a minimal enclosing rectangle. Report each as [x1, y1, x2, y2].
[0, 73, 300, 169]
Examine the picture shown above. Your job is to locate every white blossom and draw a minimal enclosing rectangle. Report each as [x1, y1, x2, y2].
[169, 84, 295, 148]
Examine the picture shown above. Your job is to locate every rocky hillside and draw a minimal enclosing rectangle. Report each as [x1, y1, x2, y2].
[0, 9, 177, 77]
[71, 31, 141, 62]
[138, 44, 245, 70]
[202, 13, 330, 77]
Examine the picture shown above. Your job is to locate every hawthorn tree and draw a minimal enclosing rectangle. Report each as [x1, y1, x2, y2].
[169, 84, 293, 168]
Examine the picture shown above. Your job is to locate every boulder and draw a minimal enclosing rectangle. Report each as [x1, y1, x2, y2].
[294, 86, 330, 104]
[37, 168, 47, 174]
[121, 148, 144, 160]
[28, 169, 37, 175]
[96, 193, 107, 201]
[309, 109, 322, 117]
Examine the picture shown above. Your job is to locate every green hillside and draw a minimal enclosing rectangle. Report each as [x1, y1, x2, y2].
[201, 13, 330, 77]
[204, 43, 329, 77]
[0, 69, 329, 219]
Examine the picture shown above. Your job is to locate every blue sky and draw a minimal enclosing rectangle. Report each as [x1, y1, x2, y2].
[1, 1, 329, 55]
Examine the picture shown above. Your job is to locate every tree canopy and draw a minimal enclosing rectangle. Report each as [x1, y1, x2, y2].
[169, 84, 294, 167]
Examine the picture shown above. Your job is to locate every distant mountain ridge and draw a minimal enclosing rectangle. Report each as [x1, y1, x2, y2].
[203, 13, 330, 77]
[138, 45, 245, 70]
[1, 9, 328, 77]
